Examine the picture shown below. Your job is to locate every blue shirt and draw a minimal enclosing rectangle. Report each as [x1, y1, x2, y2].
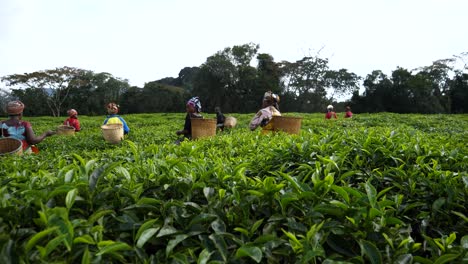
[103, 114, 130, 134]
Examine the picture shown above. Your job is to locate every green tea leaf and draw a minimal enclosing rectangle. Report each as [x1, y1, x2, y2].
[65, 188, 78, 210]
[87, 209, 114, 225]
[461, 235, 468, 249]
[451, 211, 468, 222]
[331, 185, 350, 204]
[136, 228, 159, 248]
[166, 234, 189, 257]
[432, 197, 446, 211]
[394, 254, 412, 264]
[234, 227, 249, 237]
[25, 226, 59, 252]
[433, 253, 460, 264]
[96, 241, 132, 256]
[235, 245, 262, 263]
[209, 234, 228, 262]
[197, 248, 212, 264]
[64, 169, 74, 183]
[250, 218, 264, 234]
[81, 246, 91, 264]
[41, 234, 67, 258]
[365, 181, 377, 208]
[360, 239, 382, 264]
[157, 225, 178, 237]
[73, 235, 95, 245]
[412, 256, 433, 264]
[135, 219, 159, 241]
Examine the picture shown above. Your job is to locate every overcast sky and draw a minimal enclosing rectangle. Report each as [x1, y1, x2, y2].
[1, 0, 466, 91]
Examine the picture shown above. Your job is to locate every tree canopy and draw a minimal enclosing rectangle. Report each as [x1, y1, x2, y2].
[1, 46, 467, 116]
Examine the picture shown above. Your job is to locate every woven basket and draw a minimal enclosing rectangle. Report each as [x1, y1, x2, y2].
[57, 125, 75, 136]
[101, 124, 124, 144]
[272, 116, 303, 135]
[191, 118, 217, 139]
[224, 116, 237, 128]
[0, 138, 23, 156]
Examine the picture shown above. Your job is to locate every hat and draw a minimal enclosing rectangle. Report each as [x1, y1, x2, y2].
[106, 102, 119, 114]
[187, 97, 202, 112]
[263, 91, 280, 103]
[67, 109, 78, 117]
[327, 105, 334, 110]
[6, 100, 25, 115]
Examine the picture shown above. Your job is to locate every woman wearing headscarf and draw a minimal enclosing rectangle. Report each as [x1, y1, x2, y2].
[176, 96, 203, 139]
[249, 91, 281, 133]
[63, 109, 81, 131]
[103, 102, 130, 134]
[344, 106, 353, 118]
[1, 100, 55, 153]
[325, 105, 337, 119]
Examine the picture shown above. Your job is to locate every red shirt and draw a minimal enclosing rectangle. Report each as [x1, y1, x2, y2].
[325, 111, 337, 119]
[64, 117, 80, 131]
[344, 111, 353, 118]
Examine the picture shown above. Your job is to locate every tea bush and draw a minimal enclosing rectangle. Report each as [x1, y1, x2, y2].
[0, 113, 467, 263]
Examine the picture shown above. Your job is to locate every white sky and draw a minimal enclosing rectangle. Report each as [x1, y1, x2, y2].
[1, 0, 467, 92]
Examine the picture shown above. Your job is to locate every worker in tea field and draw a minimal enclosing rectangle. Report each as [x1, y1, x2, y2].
[344, 106, 353, 118]
[249, 91, 281, 133]
[214, 106, 226, 131]
[0, 100, 55, 153]
[63, 109, 81, 131]
[103, 102, 130, 134]
[176, 96, 203, 141]
[325, 104, 338, 119]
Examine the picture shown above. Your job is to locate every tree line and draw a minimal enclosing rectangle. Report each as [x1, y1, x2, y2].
[1, 44, 467, 116]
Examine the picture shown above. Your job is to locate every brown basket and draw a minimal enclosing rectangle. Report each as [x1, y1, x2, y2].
[0, 138, 23, 156]
[191, 118, 217, 139]
[224, 116, 237, 128]
[272, 116, 303, 135]
[101, 124, 124, 144]
[57, 125, 75, 136]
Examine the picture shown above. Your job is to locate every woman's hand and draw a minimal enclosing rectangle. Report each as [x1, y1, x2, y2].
[46, 130, 56, 137]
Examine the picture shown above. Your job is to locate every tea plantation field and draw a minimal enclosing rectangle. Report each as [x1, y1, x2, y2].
[0, 113, 467, 263]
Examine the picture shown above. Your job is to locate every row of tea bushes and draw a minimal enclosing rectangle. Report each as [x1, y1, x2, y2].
[0, 113, 467, 263]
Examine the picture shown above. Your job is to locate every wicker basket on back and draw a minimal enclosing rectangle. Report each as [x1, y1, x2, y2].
[191, 118, 217, 139]
[101, 124, 124, 144]
[224, 116, 237, 128]
[0, 138, 23, 156]
[57, 125, 75, 136]
[272, 116, 303, 135]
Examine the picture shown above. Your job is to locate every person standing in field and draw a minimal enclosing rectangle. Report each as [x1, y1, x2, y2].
[344, 106, 353, 118]
[103, 102, 130, 135]
[176, 96, 203, 140]
[214, 106, 226, 131]
[0, 100, 55, 153]
[325, 105, 337, 119]
[63, 109, 81, 131]
[249, 91, 281, 133]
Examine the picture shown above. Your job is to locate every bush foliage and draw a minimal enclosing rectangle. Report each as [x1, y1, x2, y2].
[0, 113, 467, 263]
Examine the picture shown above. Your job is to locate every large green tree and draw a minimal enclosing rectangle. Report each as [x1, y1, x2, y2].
[352, 70, 392, 113]
[325, 69, 360, 102]
[449, 73, 468, 113]
[279, 56, 329, 112]
[1, 67, 89, 117]
[10, 88, 50, 116]
[192, 43, 261, 113]
[0, 89, 12, 116]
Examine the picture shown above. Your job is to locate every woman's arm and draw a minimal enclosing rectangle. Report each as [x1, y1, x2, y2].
[25, 126, 55, 145]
